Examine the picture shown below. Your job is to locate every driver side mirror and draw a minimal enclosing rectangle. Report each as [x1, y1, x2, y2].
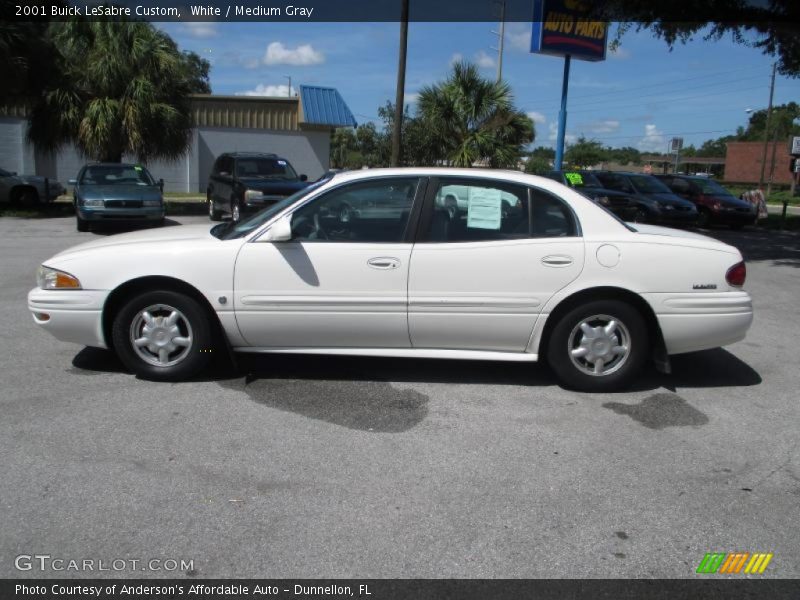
[261, 215, 293, 242]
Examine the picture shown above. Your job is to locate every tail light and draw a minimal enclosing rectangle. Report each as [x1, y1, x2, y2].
[726, 261, 746, 287]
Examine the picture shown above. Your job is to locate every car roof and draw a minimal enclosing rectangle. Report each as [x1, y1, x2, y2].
[82, 162, 147, 168]
[221, 152, 280, 159]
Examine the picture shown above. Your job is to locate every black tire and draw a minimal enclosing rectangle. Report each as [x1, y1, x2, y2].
[546, 299, 649, 392]
[230, 198, 241, 223]
[112, 290, 214, 381]
[697, 209, 711, 229]
[11, 187, 39, 206]
[208, 192, 221, 221]
[633, 207, 648, 223]
[76, 215, 89, 232]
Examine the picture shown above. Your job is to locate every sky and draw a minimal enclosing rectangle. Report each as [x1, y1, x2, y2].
[158, 21, 800, 153]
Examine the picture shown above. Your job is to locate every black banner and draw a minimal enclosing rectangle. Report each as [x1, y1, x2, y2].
[4, 579, 800, 600]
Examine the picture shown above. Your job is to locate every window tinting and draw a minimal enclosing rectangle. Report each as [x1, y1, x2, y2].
[80, 165, 154, 185]
[426, 179, 577, 242]
[290, 177, 418, 243]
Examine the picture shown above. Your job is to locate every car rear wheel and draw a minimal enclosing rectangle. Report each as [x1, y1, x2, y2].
[112, 290, 213, 381]
[547, 300, 648, 392]
[697, 209, 711, 228]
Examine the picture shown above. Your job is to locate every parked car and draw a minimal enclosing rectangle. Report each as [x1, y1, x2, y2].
[654, 174, 757, 229]
[544, 170, 638, 221]
[28, 168, 752, 392]
[71, 163, 165, 232]
[207, 152, 309, 222]
[592, 171, 699, 226]
[0, 168, 65, 204]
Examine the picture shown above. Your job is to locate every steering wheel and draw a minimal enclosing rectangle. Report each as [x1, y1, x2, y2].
[291, 214, 327, 240]
[313, 213, 328, 240]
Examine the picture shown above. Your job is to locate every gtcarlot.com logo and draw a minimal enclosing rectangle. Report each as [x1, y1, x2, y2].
[15, 554, 194, 572]
[696, 552, 773, 574]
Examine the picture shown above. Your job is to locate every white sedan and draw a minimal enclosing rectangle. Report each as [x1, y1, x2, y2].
[28, 168, 753, 391]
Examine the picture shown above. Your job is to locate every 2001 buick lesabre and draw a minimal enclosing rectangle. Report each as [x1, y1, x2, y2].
[28, 168, 753, 391]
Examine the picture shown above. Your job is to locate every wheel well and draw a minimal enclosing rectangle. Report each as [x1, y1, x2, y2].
[102, 276, 223, 349]
[539, 286, 665, 363]
[11, 185, 39, 203]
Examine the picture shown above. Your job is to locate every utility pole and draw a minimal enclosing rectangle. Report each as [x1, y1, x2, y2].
[491, 0, 506, 83]
[758, 62, 777, 189]
[284, 75, 292, 97]
[391, 0, 409, 167]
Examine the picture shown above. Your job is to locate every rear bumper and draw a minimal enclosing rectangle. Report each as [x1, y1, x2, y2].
[27, 288, 109, 349]
[643, 291, 753, 354]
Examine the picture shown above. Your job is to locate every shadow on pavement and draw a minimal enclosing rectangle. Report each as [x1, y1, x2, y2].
[701, 227, 800, 267]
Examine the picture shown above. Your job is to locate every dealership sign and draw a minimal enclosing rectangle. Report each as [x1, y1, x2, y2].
[791, 136, 800, 156]
[530, 0, 608, 62]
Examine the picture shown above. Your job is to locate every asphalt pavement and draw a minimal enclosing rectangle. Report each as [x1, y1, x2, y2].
[1, 215, 798, 579]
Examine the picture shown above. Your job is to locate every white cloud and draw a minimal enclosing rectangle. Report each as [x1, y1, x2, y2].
[262, 42, 325, 66]
[450, 53, 464, 66]
[527, 111, 547, 125]
[609, 46, 631, 60]
[548, 122, 577, 145]
[404, 92, 420, 104]
[638, 124, 666, 152]
[181, 22, 218, 38]
[586, 119, 620, 134]
[236, 84, 296, 97]
[475, 50, 496, 69]
[506, 28, 531, 51]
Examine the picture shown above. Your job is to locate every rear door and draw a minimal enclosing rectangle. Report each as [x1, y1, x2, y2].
[408, 177, 584, 352]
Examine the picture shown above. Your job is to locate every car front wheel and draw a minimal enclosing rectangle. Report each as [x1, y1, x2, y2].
[547, 300, 648, 392]
[112, 291, 213, 381]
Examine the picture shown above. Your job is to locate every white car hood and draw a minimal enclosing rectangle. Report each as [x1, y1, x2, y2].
[50, 224, 218, 260]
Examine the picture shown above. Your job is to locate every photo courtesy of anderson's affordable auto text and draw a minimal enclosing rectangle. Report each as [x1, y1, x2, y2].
[1, 0, 800, 598]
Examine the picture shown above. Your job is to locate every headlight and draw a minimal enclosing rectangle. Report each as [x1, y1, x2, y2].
[36, 266, 81, 290]
[244, 189, 263, 201]
[81, 198, 103, 207]
[142, 199, 162, 207]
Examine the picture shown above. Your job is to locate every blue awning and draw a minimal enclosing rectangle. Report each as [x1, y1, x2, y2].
[299, 85, 357, 128]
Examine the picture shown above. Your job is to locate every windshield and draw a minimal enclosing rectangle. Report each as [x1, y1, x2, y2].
[0, 168, 11, 177]
[235, 157, 298, 180]
[696, 179, 734, 196]
[628, 175, 672, 194]
[211, 179, 328, 240]
[79, 165, 155, 186]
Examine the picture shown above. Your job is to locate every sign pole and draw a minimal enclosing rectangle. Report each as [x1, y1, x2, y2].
[554, 54, 571, 171]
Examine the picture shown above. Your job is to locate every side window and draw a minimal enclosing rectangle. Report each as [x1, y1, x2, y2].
[425, 179, 578, 242]
[290, 177, 418, 243]
[669, 178, 690, 194]
[211, 157, 222, 176]
[596, 173, 631, 193]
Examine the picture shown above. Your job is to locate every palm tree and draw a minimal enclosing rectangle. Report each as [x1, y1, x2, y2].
[27, 20, 196, 163]
[417, 62, 534, 168]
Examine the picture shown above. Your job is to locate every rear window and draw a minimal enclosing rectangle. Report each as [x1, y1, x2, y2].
[235, 157, 298, 180]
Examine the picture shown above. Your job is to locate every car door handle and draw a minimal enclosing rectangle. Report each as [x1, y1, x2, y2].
[368, 257, 400, 270]
[541, 255, 573, 267]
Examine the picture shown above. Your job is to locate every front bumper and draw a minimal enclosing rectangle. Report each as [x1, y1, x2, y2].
[710, 208, 758, 226]
[644, 291, 753, 355]
[77, 206, 165, 222]
[28, 288, 109, 349]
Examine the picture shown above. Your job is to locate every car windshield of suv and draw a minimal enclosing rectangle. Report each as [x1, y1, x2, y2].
[212, 178, 328, 240]
[629, 174, 672, 194]
[0, 168, 12, 177]
[80, 165, 155, 186]
[235, 157, 298, 180]
[696, 179, 734, 196]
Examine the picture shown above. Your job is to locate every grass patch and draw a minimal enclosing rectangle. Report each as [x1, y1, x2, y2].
[725, 185, 800, 206]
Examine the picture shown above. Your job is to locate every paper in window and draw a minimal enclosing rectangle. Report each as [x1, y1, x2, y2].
[467, 187, 503, 230]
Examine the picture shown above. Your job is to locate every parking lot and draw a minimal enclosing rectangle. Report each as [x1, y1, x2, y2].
[1, 215, 799, 578]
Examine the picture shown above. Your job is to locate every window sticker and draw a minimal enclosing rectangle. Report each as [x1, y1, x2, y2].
[277, 160, 287, 166]
[565, 172, 583, 186]
[134, 165, 143, 171]
[467, 187, 503, 230]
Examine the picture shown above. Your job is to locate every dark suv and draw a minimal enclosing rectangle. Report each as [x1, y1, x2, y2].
[207, 152, 309, 222]
[544, 170, 638, 221]
[654, 174, 756, 229]
[592, 171, 698, 226]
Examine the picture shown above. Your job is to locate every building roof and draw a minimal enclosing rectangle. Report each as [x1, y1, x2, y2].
[299, 85, 357, 128]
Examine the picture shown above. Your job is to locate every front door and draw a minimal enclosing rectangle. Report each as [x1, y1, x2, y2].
[233, 176, 423, 348]
[408, 177, 585, 352]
